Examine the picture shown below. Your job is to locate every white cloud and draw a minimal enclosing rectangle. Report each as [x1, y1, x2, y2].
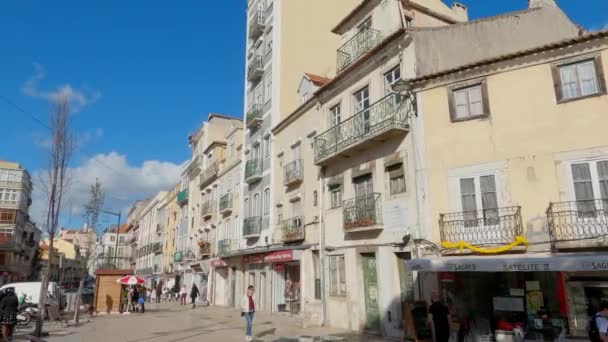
[30, 152, 185, 229]
[22, 63, 101, 112]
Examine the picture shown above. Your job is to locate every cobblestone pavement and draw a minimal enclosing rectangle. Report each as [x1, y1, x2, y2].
[37, 302, 388, 342]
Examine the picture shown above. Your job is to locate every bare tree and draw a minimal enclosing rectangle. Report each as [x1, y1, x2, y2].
[73, 178, 104, 324]
[35, 97, 74, 337]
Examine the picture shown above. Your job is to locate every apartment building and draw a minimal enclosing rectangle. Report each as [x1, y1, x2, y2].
[159, 184, 179, 277]
[58, 227, 97, 275]
[124, 199, 149, 271]
[135, 191, 166, 288]
[406, 25, 608, 338]
[233, 0, 362, 315]
[97, 224, 129, 269]
[0, 161, 39, 284]
[209, 121, 244, 308]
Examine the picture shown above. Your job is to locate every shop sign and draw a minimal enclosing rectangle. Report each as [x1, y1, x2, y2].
[211, 259, 227, 267]
[274, 263, 285, 272]
[502, 263, 551, 272]
[243, 254, 265, 264]
[582, 261, 608, 271]
[447, 263, 477, 272]
[264, 250, 294, 263]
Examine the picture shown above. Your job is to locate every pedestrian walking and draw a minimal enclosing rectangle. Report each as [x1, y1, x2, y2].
[156, 284, 162, 304]
[139, 286, 146, 313]
[131, 287, 139, 312]
[589, 301, 608, 342]
[0, 287, 18, 341]
[180, 285, 187, 305]
[147, 288, 152, 303]
[240, 286, 256, 341]
[428, 290, 450, 342]
[190, 284, 199, 308]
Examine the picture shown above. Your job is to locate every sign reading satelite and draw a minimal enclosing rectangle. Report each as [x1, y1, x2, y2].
[406, 253, 608, 272]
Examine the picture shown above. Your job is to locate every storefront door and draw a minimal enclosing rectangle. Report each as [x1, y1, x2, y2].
[259, 272, 266, 311]
[362, 254, 380, 331]
[230, 267, 236, 307]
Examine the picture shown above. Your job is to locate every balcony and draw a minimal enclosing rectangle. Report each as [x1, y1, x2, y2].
[198, 240, 212, 257]
[314, 93, 413, 166]
[246, 104, 263, 128]
[200, 162, 219, 189]
[439, 206, 523, 250]
[243, 217, 262, 238]
[245, 159, 263, 184]
[201, 200, 216, 220]
[0, 228, 22, 251]
[337, 28, 381, 72]
[177, 189, 188, 206]
[218, 239, 237, 257]
[174, 251, 183, 262]
[247, 55, 264, 82]
[547, 199, 608, 250]
[219, 193, 233, 215]
[248, 9, 265, 39]
[282, 216, 305, 243]
[283, 159, 303, 186]
[343, 193, 383, 232]
[153, 242, 162, 254]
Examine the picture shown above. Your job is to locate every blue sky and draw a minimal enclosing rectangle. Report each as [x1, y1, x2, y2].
[0, 0, 606, 228]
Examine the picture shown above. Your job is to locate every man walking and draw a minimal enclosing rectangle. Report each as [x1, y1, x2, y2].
[190, 284, 200, 308]
[428, 290, 450, 342]
[589, 301, 608, 342]
[241, 286, 256, 341]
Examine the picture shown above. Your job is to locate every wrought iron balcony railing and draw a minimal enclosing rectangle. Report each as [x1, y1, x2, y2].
[218, 239, 237, 256]
[248, 8, 265, 39]
[200, 162, 219, 188]
[245, 159, 262, 183]
[201, 200, 216, 219]
[343, 193, 383, 230]
[153, 242, 162, 253]
[246, 104, 263, 128]
[439, 206, 523, 247]
[282, 216, 305, 242]
[219, 193, 233, 214]
[337, 28, 381, 72]
[247, 55, 264, 82]
[243, 217, 262, 238]
[283, 159, 303, 186]
[314, 93, 413, 165]
[547, 199, 608, 247]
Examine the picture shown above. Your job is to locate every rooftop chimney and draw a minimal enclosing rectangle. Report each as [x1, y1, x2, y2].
[528, 0, 557, 8]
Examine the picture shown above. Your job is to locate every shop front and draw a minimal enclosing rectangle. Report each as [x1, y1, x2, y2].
[211, 258, 240, 308]
[189, 260, 211, 305]
[407, 253, 608, 340]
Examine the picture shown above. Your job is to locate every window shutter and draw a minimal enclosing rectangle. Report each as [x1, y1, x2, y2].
[480, 175, 498, 210]
[453, 89, 469, 119]
[597, 161, 608, 200]
[338, 256, 346, 294]
[560, 66, 579, 99]
[468, 86, 484, 116]
[578, 61, 599, 96]
[571, 163, 594, 201]
[459, 178, 477, 212]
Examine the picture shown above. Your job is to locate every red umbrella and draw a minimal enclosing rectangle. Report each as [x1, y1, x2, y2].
[116, 276, 145, 285]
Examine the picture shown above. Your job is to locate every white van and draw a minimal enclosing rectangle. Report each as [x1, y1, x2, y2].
[0, 282, 63, 307]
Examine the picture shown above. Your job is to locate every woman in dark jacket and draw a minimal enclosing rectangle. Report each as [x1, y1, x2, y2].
[0, 287, 19, 341]
[190, 284, 199, 308]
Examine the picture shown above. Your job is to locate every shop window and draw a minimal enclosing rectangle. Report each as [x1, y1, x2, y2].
[329, 255, 346, 297]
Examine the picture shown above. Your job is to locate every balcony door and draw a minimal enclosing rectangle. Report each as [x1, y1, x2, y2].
[459, 175, 499, 227]
[354, 174, 374, 224]
[570, 161, 608, 216]
[353, 86, 371, 136]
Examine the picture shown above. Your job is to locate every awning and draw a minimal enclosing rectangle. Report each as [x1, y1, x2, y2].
[406, 253, 608, 273]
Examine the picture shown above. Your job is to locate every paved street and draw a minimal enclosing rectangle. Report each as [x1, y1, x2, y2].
[36, 302, 385, 342]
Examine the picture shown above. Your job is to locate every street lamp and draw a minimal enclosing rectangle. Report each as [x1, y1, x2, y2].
[86, 206, 122, 269]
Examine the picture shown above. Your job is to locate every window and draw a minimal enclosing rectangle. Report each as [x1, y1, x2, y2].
[263, 135, 270, 158]
[353, 86, 371, 133]
[253, 193, 260, 216]
[387, 163, 406, 195]
[301, 92, 309, 104]
[110, 235, 116, 242]
[313, 251, 321, 300]
[313, 190, 318, 207]
[228, 137, 235, 157]
[263, 188, 270, 215]
[0, 189, 18, 204]
[459, 175, 499, 227]
[291, 144, 300, 161]
[265, 39, 272, 56]
[329, 185, 342, 209]
[329, 255, 346, 296]
[570, 160, 608, 215]
[384, 65, 401, 95]
[357, 17, 372, 32]
[265, 72, 272, 103]
[554, 58, 605, 101]
[119, 236, 125, 244]
[254, 84, 263, 105]
[449, 83, 488, 121]
[253, 144, 261, 161]
[330, 103, 341, 127]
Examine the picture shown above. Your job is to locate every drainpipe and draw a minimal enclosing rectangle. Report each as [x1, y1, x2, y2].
[318, 166, 327, 326]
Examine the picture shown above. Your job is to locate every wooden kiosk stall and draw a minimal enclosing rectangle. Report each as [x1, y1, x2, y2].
[94, 269, 133, 314]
